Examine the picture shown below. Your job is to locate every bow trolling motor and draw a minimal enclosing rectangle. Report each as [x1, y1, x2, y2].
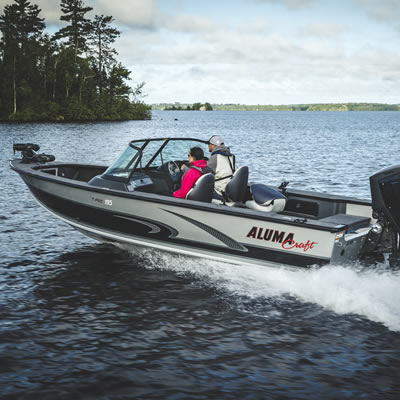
[13, 143, 55, 163]
[363, 165, 400, 265]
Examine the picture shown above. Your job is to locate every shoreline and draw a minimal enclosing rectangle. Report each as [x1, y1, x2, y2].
[152, 103, 400, 112]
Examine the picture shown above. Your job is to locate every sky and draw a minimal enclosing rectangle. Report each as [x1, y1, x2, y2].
[1, 0, 400, 105]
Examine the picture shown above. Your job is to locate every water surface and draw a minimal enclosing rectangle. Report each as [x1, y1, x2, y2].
[1, 111, 400, 399]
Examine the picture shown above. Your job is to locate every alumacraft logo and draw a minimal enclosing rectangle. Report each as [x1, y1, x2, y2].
[246, 226, 317, 252]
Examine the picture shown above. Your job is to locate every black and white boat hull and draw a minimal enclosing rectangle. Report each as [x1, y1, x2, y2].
[12, 162, 369, 268]
[10, 138, 400, 268]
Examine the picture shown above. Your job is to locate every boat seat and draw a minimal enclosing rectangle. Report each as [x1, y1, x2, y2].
[245, 184, 287, 213]
[224, 166, 249, 203]
[186, 173, 215, 203]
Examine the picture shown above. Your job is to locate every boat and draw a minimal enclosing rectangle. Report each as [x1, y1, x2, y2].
[9, 138, 400, 268]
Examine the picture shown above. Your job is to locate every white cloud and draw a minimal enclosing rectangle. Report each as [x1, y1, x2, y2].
[298, 23, 348, 39]
[93, 0, 161, 29]
[0, 0, 62, 25]
[253, 0, 314, 9]
[1, 0, 162, 28]
[163, 14, 219, 33]
[356, 0, 400, 23]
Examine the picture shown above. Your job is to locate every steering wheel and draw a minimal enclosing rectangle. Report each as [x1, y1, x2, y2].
[167, 160, 180, 176]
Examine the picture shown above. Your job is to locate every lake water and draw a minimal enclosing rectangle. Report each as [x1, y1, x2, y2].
[1, 111, 400, 399]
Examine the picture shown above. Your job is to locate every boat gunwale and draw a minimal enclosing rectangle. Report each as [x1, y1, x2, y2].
[10, 159, 370, 234]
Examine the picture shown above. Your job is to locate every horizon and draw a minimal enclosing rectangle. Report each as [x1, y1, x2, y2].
[151, 101, 400, 106]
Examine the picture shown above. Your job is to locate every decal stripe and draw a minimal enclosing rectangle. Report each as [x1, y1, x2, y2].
[163, 209, 248, 252]
[114, 215, 161, 234]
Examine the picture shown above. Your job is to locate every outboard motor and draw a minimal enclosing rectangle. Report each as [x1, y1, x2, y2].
[368, 165, 400, 262]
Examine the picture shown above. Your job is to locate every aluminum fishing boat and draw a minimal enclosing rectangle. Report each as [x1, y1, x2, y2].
[10, 138, 400, 268]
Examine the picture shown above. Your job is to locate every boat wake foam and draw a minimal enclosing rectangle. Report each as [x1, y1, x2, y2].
[127, 246, 400, 332]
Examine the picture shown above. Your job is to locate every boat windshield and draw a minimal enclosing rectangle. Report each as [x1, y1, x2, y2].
[142, 139, 208, 169]
[103, 141, 145, 180]
[103, 138, 208, 181]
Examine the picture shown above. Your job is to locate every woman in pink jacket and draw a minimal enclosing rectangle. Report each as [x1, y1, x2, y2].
[173, 147, 208, 199]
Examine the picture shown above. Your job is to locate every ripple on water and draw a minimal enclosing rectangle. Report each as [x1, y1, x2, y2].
[2, 113, 400, 399]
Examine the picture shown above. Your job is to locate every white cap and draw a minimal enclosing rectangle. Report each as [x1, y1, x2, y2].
[208, 135, 224, 146]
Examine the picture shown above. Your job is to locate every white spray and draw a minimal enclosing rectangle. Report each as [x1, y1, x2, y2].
[128, 246, 400, 332]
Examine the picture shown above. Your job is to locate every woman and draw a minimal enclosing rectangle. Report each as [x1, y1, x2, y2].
[173, 147, 208, 198]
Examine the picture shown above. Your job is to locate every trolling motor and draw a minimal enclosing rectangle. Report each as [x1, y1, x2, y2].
[363, 165, 400, 265]
[13, 143, 55, 164]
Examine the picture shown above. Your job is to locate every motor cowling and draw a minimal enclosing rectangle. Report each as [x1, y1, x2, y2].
[370, 165, 400, 233]
[369, 165, 400, 258]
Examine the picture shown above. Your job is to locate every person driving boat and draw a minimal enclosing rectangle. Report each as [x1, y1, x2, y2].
[173, 147, 210, 198]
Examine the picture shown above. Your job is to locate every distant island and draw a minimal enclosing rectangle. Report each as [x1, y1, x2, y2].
[0, 0, 151, 122]
[153, 103, 400, 112]
[163, 102, 213, 111]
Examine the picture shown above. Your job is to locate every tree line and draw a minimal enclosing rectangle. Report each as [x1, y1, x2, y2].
[214, 103, 400, 111]
[164, 102, 213, 111]
[0, 0, 151, 121]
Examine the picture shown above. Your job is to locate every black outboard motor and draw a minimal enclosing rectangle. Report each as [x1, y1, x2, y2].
[368, 165, 400, 262]
[13, 143, 55, 163]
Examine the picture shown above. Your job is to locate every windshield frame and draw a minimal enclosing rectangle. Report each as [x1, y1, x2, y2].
[104, 137, 209, 182]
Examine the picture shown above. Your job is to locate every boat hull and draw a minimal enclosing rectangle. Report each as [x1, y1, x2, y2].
[12, 161, 365, 268]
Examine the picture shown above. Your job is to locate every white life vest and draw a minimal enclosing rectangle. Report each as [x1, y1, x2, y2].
[214, 154, 236, 195]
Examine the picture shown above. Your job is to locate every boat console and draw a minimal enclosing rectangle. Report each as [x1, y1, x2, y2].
[88, 172, 154, 193]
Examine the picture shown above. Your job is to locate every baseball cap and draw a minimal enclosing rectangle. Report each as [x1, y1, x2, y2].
[208, 135, 224, 146]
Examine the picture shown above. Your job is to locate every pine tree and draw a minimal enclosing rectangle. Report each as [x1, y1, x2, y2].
[55, 0, 93, 59]
[0, 0, 44, 116]
[88, 14, 120, 94]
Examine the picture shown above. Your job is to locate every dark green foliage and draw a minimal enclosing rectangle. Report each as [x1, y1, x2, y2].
[0, 0, 151, 121]
[55, 0, 93, 58]
[88, 14, 120, 94]
[164, 102, 213, 111]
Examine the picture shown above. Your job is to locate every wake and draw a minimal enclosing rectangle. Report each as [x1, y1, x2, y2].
[129, 246, 400, 332]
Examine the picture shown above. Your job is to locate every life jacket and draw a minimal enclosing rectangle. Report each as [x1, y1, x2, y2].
[210, 151, 236, 195]
[190, 165, 213, 175]
[211, 151, 236, 182]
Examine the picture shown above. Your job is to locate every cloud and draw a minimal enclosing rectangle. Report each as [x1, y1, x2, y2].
[253, 0, 314, 9]
[356, 0, 400, 23]
[0, 0, 162, 29]
[94, 0, 161, 29]
[139, 57, 400, 105]
[297, 23, 348, 39]
[130, 32, 400, 104]
[0, 0, 63, 25]
[163, 14, 219, 33]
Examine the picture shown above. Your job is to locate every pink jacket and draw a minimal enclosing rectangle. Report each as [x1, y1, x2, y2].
[173, 159, 208, 199]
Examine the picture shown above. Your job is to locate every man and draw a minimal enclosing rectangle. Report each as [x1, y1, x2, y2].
[207, 135, 236, 198]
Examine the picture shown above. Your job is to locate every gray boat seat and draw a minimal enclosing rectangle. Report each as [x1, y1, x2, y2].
[246, 183, 287, 213]
[224, 166, 249, 203]
[186, 173, 215, 202]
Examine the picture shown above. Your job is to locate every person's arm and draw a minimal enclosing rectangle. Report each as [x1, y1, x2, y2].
[173, 170, 198, 198]
[207, 154, 217, 174]
[181, 164, 189, 175]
